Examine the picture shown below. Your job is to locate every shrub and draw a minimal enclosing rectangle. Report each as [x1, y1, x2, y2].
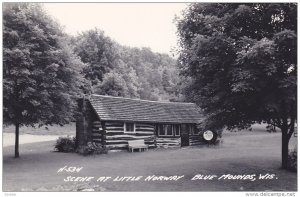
[266, 124, 277, 132]
[216, 129, 223, 138]
[77, 142, 108, 156]
[54, 136, 76, 153]
[288, 146, 297, 172]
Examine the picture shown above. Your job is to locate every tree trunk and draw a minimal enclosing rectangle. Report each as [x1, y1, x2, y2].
[281, 131, 289, 169]
[281, 124, 293, 169]
[15, 122, 20, 158]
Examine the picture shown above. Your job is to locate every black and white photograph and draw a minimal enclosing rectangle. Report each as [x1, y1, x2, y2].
[2, 1, 298, 194]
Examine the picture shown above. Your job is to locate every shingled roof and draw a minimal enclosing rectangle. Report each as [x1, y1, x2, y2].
[89, 94, 203, 124]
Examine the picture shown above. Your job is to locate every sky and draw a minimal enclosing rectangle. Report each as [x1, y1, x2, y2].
[43, 3, 188, 56]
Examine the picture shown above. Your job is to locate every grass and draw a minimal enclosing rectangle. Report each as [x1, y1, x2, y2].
[3, 124, 297, 192]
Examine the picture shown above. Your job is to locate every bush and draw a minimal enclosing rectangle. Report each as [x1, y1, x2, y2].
[77, 142, 108, 156]
[54, 136, 76, 153]
[216, 129, 223, 138]
[288, 146, 297, 172]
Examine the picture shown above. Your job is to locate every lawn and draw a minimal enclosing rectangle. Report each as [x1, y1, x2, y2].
[3, 125, 297, 192]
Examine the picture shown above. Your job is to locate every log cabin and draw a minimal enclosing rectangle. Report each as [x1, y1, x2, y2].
[76, 94, 205, 151]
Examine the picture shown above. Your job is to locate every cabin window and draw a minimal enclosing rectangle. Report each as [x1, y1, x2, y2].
[158, 124, 173, 136]
[158, 124, 180, 136]
[165, 125, 173, 136]
[174, 125, 180, 136]
[158, 125, 164, 136]
[124, 122, 135, 133]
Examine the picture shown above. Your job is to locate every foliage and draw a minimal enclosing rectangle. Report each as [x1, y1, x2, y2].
[74, 29, 119, 86]
[95, 72, 129, 97]
[74, 29, 181, 101]
[54, 136, 76, 153]
[176, 3, 297, 169]
[3, 3, 85, 127]
[3, 3, 85, 157]
[54, 137, 107, 155]
[266, 124, 277, 132]
[77, 142, 108, 156]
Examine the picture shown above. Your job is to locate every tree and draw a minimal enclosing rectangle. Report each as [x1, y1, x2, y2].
[114, 61, 141, 98]
[73, 27, 180, 101]
[3, 3, 85, 157]
[162, 69, 171, 91]
[176, 3, 297, 169]
[95, 72, 129, 97]
[74, 29, 119, 86]
[118, 46, 180, 101]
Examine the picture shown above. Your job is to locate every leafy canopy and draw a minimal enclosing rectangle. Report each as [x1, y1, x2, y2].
[3, 3, 85, 127]
[74, 29, 180, 101]
[74, 29, 119, 86]
[176, 3, 297, 131]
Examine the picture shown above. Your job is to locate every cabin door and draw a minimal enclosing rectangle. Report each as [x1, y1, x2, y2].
[180, 124, 189, 146]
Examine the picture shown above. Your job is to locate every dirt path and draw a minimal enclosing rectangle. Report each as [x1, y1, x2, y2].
[2, 133, 67, 147]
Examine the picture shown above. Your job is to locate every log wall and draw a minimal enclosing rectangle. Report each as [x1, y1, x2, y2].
[92, 121, 102, 144]
[189, 135, 205, 146]
[103, 121, 156, 150]
[89, 120, 207, 150]
[156, 137, 181, 148]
